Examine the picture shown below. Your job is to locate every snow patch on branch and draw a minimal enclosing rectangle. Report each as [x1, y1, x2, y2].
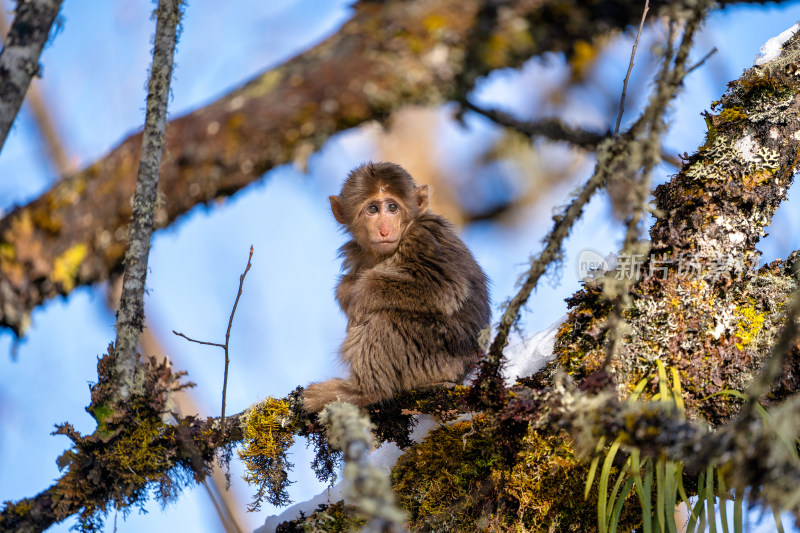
[754, 22, 800, 66]
[502, 317, 563, 386]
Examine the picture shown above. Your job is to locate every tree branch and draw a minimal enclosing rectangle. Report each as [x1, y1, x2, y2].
[553, 25, 800, 423]
[0, 0, 750, 336]
[0, 7, 72, 177]
[112, 0, 184, 403]
[319, 402, 407, 532]
[463, 100, 609, 148]
[0, 0, 63, 153]
[473, 154, 606, 406]
[0, 406, 248, 533]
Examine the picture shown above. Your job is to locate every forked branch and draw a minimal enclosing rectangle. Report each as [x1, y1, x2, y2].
[173, 245, 254, 425]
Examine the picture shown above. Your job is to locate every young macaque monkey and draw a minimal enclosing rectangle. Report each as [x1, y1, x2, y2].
[302, 162, 490, 413]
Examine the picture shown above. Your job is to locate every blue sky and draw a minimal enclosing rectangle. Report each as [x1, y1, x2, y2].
[1, 1, 800, 532]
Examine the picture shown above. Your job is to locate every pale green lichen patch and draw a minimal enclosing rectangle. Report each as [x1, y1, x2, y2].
[685, 135, 779, 181]
[239, 69, 286, 100]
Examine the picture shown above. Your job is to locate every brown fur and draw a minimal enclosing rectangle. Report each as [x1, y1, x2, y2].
[303, 162, 490, 413]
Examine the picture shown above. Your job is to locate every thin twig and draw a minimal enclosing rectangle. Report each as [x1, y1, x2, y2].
[171, 331, 225, 349]
[687, 46, 718, 75]
[112, 0, 184, 403]
[464, 100, 608, 148]
[614, 0, 649, 136]
[173, 245, 254, 426]
[137, 322, 247, 533]
[222, 245, 254, 423]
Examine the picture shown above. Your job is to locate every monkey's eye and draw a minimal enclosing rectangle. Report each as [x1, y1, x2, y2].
[366, 205, 379, 215]
[388, 203, 398, 213]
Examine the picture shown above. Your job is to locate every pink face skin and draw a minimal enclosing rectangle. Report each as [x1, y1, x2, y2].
[363, 194, 405, 255]
[329, 183, 429, 258]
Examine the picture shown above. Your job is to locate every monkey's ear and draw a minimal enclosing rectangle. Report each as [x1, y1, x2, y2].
[415, 185, 430, 213]
[330, 195, 348, 224]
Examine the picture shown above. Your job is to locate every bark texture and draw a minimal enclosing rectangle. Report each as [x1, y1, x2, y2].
[112, 0, 183, 403]
[553, 28, 800, 423]
[0, 0, 63, 152]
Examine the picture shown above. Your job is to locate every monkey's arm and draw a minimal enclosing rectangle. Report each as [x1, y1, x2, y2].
[343, 310, 473, 390]
[335, 273, 358, 314]
[352, 266, 469, 317]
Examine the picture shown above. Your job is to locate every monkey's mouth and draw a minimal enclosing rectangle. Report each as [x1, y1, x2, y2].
[372, 239, 399, 253]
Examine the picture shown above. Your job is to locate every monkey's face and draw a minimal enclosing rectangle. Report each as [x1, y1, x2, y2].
[329, 166, 430, 258]
[358, 193, 407, 255]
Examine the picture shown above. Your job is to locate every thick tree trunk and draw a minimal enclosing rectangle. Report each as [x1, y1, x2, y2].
[553, 29, 800, 423]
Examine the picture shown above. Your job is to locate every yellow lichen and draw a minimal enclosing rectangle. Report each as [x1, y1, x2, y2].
[570, 40, 599, 81]
[51, 243, 88, 292]
[6, 499, 33, 517]
[0, 242, 15, 261]
[718, 106, 748, 124]
[481, 28, 534, 70]
[31, 205, 63, 233]
[423, 13, 447, 33]
[238, 397, 301, 510]
[241, 69, 286, 99]
[735, 303, 765, 350]
[742, 169, 773, 189]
